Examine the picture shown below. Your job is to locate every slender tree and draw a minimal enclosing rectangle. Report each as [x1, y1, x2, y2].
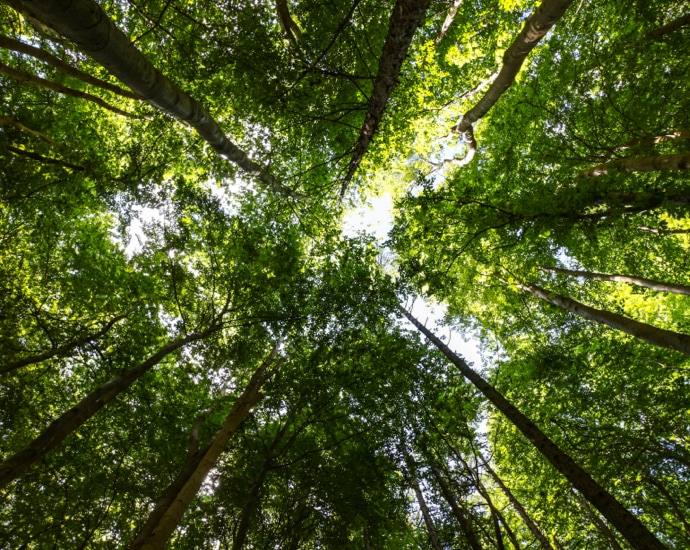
[538, 265, 690, 296]
[0, 322, 224, 489]
[512, 280, 690, 355]
[401, 307, 666, 550]
[452, 0, 574, 164]
[7, 0, 303, 199]
[128, 344, 282, 550]
[339, 0, 432, 198]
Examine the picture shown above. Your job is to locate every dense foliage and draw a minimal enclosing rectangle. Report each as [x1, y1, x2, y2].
[1, 0, 688, 548]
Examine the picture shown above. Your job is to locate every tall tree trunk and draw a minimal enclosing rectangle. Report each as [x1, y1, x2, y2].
[0, 34, 140, 99]
[452, 0, 573, 164]
[538, 265, 690, 296]
[0, 61, 138, 118]
[129, 344, 282, 550]
[613, 130, 690, 153]
[435, 0, 463, 45]
[516, 280, 690, 355]
[231, 414, 292, 550]
[477, 451, 556, 550]
[5, 144, 84, 170]
[630, 13, 690, 47]
[0, 115, 60, 145]
[339, 0, 432, 198]
[0, 323, 223, 489]
[401, 307, 666, 550]
[410, 474, 444, 550]
[573, 492, 624, 550]
[579, 152, 690, 178]
[427, 460, 484, 550]
[1, 311, 130, 375]
[9, 0, 303, 200]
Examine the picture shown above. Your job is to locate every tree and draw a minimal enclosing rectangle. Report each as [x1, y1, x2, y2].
[1, 0, 688, 547]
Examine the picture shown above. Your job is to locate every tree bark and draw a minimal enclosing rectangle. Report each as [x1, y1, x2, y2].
[435, 0, 463, 45]
[9, 0, 303, 200]
[0, 61, 138, 118]
[339, 0, 432, 198]
[0, 324, 222, 489]
[613, 130, 690, 152]
[0, 33, 140, 99]
[275, 0, 302, 44]
[1, 311, 129, 375]
[231, 414, 292, 550]
[0, 115, 60, 145]
[573, 491, 624, 550]
[411, 475, 444, 550]
[452, 0, 573, 162]
[538, 265, 690, 296]
[477, 452, 556, 550]
[128, 344, 281, 550]
[427, 460, 484, 550]
[5, 144, 84, 170]
[579, 152, 690, 177]
[401, 307, 666, 550]
[517, 280, 690, 355]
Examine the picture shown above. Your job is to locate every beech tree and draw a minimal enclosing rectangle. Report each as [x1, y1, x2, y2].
[1, 0, 688, 547]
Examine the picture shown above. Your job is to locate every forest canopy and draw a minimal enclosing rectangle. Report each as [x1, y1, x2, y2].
[1, 0, 689, 548]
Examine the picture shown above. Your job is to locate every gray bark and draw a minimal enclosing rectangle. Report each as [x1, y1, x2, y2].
[519, 280, 690, 355]
[9, 0, 303, 199]
[401, 307, 666, 550]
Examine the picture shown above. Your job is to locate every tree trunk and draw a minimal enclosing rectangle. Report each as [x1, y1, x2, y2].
[129, 344, 282, 550]
[0, 61, 137, 118]
[538, 265, 690, 296]
[231, 413, 292, 550]
[435, 0, 463, 45]
[630, 13, 690, 47]
[613, 130, 690, 152]
[411, 475, 444, 550]
[573, 491, 624, 550]
[579, 152, 690, 177]
[5, 144, 85, 171]
[0, 115, 60, 145]
[0, 34, 140, 99]
[427, 460, 484, 550]
[339, 0, 432, 198]
[452, 0, 573, 162]
[401, 307, 666, 550]
[275, 0, 302, 44]
[0, 324, 222, 489]
[517, 280, 690, 355]
[477, 452, 556, 550]
[1, 311, 130, 375]
[9, 0, 303, 200]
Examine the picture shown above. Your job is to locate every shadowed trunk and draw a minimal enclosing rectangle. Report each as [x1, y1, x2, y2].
[339, 0, 432, 198]
[129, 344, 282, 550]
[579, 152, 690, 177]
[427, 460, 483, 550]
[231, 414, 293, 550]
[9, 0, 303, 199]
[0, 323, 223, 489]
[401, 307, 666, 550]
